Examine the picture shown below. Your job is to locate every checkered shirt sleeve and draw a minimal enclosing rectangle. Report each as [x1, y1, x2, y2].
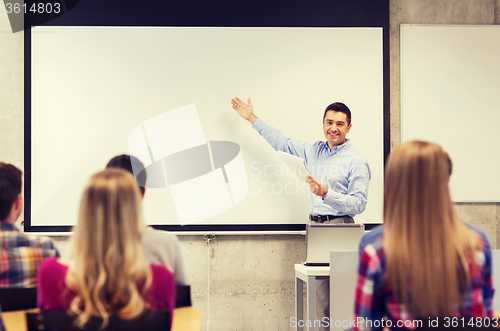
[353, 225, 493, 331]
[0, 227, 60, 288]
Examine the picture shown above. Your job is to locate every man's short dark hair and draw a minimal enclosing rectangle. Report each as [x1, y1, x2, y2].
[105, 155, 147, 195]
[0, 162, 22, 221]
[323, 102, 351, 125]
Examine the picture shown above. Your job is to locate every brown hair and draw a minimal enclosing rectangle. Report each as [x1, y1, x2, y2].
[66, 168, 152, 328]
[0, 162, 22, 221]
[106, 154, 147, 195]
[323, 102, 351, 124]
[383, 141, 479, 317]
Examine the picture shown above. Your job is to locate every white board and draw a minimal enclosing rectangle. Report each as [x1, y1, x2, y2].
[30, 26, 384, 227]
[401, 24, 500, 202]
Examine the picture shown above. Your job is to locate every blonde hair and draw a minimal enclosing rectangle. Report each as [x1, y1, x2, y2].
[66, 169, 152, 328]
[383, 141, 479, 317]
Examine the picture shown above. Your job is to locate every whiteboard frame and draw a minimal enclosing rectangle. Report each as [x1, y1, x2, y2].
[23, 0, 390, 233]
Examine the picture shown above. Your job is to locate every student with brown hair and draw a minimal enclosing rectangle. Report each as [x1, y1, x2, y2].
[0, 162, 59, 287]
[354, 141, 492, 330]
[37, 169, 176, 328]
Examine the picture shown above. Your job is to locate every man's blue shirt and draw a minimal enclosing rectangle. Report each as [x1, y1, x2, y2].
[252, 118, 371, 216]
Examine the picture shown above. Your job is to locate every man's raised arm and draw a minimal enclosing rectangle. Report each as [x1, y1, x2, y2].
[230, 97, 311, 159]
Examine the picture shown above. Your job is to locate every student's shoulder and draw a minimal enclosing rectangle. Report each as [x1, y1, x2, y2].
[10, 231, 57, 250]
[464, 222, 487, 236]
[38, 258, 70, 299]
[464, 222, 491, 250]
[18, 231, 55, 244]
[144, 227, 180, 243]
[39, 257, 67, 275]
[359, 225, 384, 252]
[150, 263, 175, 281]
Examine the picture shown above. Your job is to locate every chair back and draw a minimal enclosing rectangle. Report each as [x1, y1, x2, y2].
[175, 284, 192, 308]
[26, 310, 171, 331]
[0, 287, 37, 311]
[329, 251, 359, 331]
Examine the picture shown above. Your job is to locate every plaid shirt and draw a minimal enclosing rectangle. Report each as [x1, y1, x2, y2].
[354, 224, 493, 331]
[0, 223, 60, 288]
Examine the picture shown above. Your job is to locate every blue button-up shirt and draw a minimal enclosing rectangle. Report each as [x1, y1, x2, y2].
[253, 118, 371, 217]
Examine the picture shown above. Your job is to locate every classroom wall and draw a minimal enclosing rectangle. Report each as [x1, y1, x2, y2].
[389, 0, 500, 251]
[1, 1, 499, 330]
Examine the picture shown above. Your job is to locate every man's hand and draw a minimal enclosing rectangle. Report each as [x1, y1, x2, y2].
[231, 97, 258, 124]
[306, 176, 328, 198]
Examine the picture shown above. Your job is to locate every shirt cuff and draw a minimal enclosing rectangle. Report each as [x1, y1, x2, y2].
[322, 190, 344, 210]
[322, 190, 339, 201]
[252, 118, 265, 132]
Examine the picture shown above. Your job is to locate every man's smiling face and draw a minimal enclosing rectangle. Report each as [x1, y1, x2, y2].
[323, 110, 351, 150]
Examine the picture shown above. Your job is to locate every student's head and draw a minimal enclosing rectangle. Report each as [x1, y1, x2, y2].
[0, 162, 23, 223]
[67, 168, 151, 327]
[384, 140, 453, 220]
[322, 102, 352, 148]
[106, 154, 146, 196]
[383, 141, 478, 317]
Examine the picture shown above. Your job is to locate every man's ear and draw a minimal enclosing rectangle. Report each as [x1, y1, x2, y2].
[13, 193, 22, 211]
[8, 194, 23, 224]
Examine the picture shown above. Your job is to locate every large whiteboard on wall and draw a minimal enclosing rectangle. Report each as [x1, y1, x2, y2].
[401, 25, 500, 202]
[31, 26, 384, 227]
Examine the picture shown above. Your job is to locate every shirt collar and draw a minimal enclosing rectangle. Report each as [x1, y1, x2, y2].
[0, 223, 20, 232]
[324, 138, 351, 153]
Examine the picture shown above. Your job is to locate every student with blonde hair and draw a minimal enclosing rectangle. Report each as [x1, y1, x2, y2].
[105, 154, 188, 285]
[354, 141, 492, 330]
[37, 169, 176, 328]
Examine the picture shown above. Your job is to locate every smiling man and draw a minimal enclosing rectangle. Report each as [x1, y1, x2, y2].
[323, 109, 351, 149]
[231, 97, 371, 330]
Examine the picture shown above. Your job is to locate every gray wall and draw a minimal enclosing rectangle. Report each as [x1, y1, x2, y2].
[1, 1, 499, 330]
